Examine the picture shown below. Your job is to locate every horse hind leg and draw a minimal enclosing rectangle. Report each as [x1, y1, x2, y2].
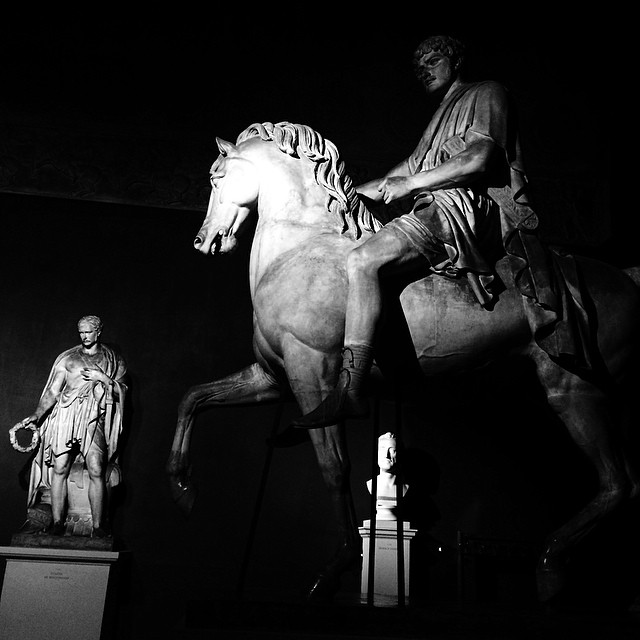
[534, 357, 637, 601]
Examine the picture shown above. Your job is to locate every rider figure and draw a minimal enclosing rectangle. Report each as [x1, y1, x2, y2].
[293, 34, 544, 429]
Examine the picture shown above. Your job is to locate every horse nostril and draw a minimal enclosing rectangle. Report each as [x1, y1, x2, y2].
[194, 235, 204, 248]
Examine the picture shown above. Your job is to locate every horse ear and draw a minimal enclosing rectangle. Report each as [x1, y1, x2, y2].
[216, 137, 237, 157]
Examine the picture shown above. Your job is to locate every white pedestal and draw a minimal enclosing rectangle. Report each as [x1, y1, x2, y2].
[359, 520, 417, 607]
[0, 545, 121, 640]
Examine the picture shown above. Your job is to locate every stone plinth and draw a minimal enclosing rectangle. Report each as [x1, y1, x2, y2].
[359, 519, 417, 607]
[0, 545, 122, 640]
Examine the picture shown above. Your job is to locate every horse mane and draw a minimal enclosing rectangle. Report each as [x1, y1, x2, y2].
[236, 122, 382, 239]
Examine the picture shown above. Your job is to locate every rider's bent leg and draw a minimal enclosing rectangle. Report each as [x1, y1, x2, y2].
[293, 229, 417, 429]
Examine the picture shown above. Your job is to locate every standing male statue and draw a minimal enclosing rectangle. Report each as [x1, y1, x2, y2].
[10, 315, 127, 538]
[293, 34, 586, 429]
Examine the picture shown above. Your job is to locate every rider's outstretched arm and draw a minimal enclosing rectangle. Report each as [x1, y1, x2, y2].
[355, 158, 411, 201]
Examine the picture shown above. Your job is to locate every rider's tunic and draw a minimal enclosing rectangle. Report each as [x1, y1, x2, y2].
[384, 80, 593, 372]
[385, 81, 519, 307]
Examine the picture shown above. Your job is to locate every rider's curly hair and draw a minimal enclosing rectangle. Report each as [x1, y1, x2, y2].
[413, 35, 466, 76]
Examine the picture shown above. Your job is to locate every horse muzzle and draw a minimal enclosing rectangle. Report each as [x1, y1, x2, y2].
[194, 228, 238, 255]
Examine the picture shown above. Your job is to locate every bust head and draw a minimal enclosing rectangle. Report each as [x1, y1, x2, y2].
[377, 432, 398, 474]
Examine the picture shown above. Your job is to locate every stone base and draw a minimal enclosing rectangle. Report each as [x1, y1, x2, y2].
[0, 545, 122, 640]
[11, 531, 115, 552]
[359, 519, 417, 607]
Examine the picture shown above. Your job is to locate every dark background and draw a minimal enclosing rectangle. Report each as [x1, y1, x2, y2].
[0, 12, 623, 638]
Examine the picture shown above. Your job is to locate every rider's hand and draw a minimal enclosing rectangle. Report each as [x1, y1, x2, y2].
[377, 176, 411, 204]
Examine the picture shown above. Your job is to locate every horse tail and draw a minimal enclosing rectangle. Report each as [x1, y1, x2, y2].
[623, 266, 640, 288]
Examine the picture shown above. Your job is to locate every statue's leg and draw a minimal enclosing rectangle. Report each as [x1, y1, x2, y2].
[532, 349, 635, 601]
[50, 451, 72, 534]
[85, 448, 108, 535]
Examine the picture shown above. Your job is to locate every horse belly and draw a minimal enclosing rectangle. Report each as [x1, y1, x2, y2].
[401, 270, 530, 375]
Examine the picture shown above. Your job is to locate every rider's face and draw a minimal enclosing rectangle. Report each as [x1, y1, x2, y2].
[414, 50, 459, 98]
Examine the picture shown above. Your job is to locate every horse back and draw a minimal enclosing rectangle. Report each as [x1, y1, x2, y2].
[399, 257, 531, 375]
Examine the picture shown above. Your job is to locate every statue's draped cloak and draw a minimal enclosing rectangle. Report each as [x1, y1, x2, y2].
[27, 344, 128, 507]
[405, 81, 593, 373]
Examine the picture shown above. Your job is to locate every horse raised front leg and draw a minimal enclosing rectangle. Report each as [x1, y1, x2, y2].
[166, 362, 281, 516]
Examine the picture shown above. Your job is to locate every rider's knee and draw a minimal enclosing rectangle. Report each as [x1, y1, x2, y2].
[346, 243, 380, 276]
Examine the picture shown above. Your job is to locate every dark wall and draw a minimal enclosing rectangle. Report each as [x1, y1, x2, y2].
[2, 18, 612, 252]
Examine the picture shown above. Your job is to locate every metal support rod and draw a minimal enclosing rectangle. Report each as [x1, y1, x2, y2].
[366, 396, 380, 606]
[395, 389, 405, 607]
[236, 401, 285, 601]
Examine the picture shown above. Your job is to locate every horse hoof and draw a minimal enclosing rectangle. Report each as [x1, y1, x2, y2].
[305, 573, 340, 603]
[168, 477, 197, 517]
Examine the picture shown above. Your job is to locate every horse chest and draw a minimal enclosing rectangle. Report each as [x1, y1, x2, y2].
[251, 236, 352, 356]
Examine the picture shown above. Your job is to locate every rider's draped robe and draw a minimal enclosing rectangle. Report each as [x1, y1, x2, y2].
[27, 344, 128, 509]
[390, 80, 593, 373]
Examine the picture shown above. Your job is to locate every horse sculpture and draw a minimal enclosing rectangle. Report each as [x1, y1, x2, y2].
[167, 121, 639, 603]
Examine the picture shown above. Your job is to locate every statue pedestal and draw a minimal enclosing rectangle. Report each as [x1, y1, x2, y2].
[359, 520, 417, 607]
[0, 545, 122, 640]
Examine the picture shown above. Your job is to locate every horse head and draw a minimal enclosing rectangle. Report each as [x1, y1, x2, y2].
[194, 136, 260, 255]
[194, 122, 384, 259]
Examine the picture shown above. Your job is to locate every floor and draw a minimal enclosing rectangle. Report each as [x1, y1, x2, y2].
[116, 595, 640, 640]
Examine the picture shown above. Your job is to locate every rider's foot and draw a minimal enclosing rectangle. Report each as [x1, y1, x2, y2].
[91, 526, 111, 538]
[291, 370, 369, 429]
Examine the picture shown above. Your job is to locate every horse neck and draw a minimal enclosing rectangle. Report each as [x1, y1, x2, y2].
[248, 150, 357, 287]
